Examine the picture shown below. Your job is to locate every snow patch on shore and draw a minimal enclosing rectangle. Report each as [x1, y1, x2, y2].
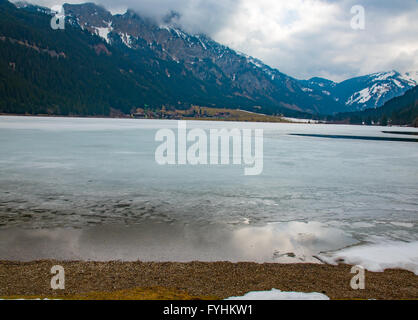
[319, 241, 418, 275]
[226, 289, 329, 300]
[282, 117, 320, 123]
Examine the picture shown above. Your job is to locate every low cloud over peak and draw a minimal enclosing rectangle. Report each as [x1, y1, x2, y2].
[19, 0, 418, 82]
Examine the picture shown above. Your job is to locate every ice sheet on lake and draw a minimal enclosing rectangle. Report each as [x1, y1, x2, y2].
[0, 116, 417, 270]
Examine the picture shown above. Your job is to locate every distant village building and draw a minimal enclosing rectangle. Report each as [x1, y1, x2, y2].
[132, 108, 146, 118]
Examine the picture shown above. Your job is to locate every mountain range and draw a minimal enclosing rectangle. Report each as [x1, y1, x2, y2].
[300, 71, 416, 112]
[332, 85, 418, 126]
[0, 0, 416, 118]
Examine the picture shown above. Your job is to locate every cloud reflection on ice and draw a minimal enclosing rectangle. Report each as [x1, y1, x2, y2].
[0, 221, 357, 263]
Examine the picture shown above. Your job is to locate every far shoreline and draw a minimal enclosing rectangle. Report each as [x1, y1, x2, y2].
[1, 113, 417, 128]
[0, 112, 297, 124]
[0, 112, 298, 124]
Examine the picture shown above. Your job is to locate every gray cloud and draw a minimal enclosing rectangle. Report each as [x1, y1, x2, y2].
[19, 0, 418, 81]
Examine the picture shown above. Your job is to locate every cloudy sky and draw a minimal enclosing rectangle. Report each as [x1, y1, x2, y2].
[22, 0, 418, 82]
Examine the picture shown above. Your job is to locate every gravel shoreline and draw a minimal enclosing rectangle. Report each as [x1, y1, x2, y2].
[1, 261, 417, 300]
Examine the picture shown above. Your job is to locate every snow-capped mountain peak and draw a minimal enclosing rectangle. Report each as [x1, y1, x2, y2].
[400, 71, 418, 86]
[301, 71, 417, 112]
[342, 71, 417, 110]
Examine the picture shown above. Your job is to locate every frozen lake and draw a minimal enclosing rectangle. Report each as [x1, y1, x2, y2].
[0, 116, 417, 272]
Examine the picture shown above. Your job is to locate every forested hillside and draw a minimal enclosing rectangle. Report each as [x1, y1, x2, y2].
[0, 0, 310, 117]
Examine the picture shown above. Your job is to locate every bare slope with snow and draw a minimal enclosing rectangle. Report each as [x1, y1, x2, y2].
[301, 71, 417, 112]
